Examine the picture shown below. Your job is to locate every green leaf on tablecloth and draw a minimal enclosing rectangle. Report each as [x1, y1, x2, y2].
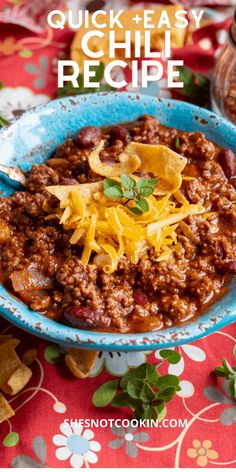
[92, 379, 119, 407]
[126, 379, 155, 402]
[214, 345, 236, 399]
[93, 361, 181, 420]
[159, 349, 181, 364]
[44, 344, 61, 364]
[3, 432, 19, 448]
[19, 50, 33, 58]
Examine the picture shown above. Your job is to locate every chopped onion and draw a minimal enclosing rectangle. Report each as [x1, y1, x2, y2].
[10, 269, 53, 292]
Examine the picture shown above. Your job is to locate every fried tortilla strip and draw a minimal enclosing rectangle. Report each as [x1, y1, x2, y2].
[46, 181, 103, 203]
[88, 140, 141, 178]
[65, 349, 98, 379]
[22, 349, 37, 366]
[132, 142, 187, 194]
[0, 338, 22, 394]
[0, 392, 15, 424]
[6, 364, 33, 396]
[0, 335, 12, 345]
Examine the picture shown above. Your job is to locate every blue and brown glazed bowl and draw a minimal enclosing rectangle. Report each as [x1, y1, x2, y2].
[0, 92, 235, 351]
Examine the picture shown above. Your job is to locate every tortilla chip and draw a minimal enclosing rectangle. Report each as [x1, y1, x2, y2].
[88, 140, 141, 177]
[46, 181, 103, 203]
[6, 364, 33, 396]
[22, 349, 37, 366]
[0, 392, 15, 424]
[132, 143, 187, 194]
[65, 349, 98, 379]
[0, 335, 12, 345]
[0, 339, 22, 394]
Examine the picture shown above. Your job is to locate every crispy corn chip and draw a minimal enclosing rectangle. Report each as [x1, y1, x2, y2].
[65, 349, 98, 379]
[6, 364, 32, 396]
[22, 349, 37, 366]
[132, 142, 187, 194]
[88, 141, 141, 178]
[0, 335, 12, 345]
[46, 181, 103, 203]
[0, 339, 22, 394]
[0, 392, 15, 424]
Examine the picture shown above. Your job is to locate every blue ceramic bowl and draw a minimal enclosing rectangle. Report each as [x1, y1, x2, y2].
[0, 92, 235, 351]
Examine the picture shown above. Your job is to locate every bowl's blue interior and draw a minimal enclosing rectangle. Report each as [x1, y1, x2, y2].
[0, 92, 235, 350]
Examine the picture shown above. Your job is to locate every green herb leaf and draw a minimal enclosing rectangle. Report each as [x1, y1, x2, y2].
[126, 379, 155, 402]
[136, 178, 158, 197]
[111, 392, 131, 407]
[159, 349, 181, 365]
[135, 196, 149, 212]
[92, 361, 182, 420]
[175, 137, 180, 148]
[92, 379, 119, 407]
[103, 179, 123, 199]
[104, 178, 121, 189]
[214, 346, 236, 399]
[128, 206, 143, 216]
[123, 190, 135, 199]
[222, 358, 236, 376]
[120, 173, 136, 190]
[229, 378, 236, 398]
[156, 375, 180, 390]
[215, 366, 228, 378]
[135, 363, 159, 385]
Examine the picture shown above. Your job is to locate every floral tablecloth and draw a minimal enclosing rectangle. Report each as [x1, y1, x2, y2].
[0, 0, 236, 468]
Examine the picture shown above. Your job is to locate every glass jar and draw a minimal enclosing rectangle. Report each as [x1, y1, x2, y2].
[211, 12, 236, 124]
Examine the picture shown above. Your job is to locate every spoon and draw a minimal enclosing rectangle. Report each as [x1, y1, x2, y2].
[0, 164, 26, 186]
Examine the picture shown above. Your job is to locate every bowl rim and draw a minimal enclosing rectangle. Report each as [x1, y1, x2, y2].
[0, 91, 235, 351]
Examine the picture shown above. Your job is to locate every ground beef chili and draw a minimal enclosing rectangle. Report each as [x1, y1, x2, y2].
[0, 115, 235, 333]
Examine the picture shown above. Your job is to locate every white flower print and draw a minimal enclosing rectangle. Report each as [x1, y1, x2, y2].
[53, 423, 101, 468]
[0, 87, 50, 121]
[89, 351, 148, 376]
[176, 380, 195, 398]
[155, 344, 206, 376]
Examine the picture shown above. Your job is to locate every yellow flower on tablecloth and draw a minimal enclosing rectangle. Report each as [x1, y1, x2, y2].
[187, 439, 219, 467]
[0, 37, 17, 56]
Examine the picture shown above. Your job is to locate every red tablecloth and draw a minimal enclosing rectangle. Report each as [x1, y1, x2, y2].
[0, 1, 236, 468]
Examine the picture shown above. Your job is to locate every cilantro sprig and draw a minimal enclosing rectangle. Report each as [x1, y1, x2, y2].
[103, 173, 158, 216]
[92, 350, 181, 420]
[215, 345, 236, 398]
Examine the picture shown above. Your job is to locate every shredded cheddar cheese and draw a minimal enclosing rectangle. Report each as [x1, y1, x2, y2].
[46, 183, 203, 273]
[45, 142, 204, 273]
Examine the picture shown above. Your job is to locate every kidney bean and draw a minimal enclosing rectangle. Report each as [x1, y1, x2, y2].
[110, 125, 130, 144]
[60, 177, 78, 185]
[65, 305, 111, 329]
[134, 289, 148, 306]
[77, 126, 102, 149]
[219, 149, 236, 179]
[78, 160, 90, 175]
[223, 260, 236, 274]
